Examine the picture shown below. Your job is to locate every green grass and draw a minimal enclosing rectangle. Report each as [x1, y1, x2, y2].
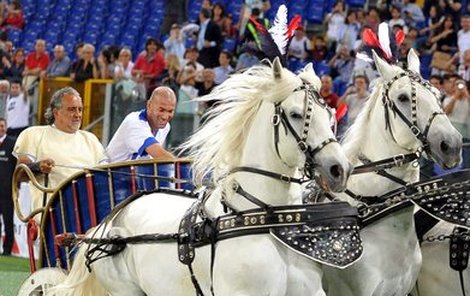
[0, 256, 31, 296]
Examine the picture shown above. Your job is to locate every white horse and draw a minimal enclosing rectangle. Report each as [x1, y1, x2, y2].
[321, 49, 462, 296]
[47, 58, 353, 296]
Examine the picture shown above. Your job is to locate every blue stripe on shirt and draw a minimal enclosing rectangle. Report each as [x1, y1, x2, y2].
[137, 137, 159, 157]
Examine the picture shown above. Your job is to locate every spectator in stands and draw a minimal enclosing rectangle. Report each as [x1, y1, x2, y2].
[178, 61, 199, 99]
[2, 0, 23, 30]
[287, 25, 312, 63]
[224, 14, 239, 39]
[365, 7, 381, 32]
[196, 68, 218, 114]
[160, 54, 181, 95]
[106, 86, 177, 162]
[0, 117, 16, 256]
[132, 38, 166, 97]
[389, 6, 408, 33]
[458, 14, 470, 64]
[97, 46, 118, 79]
[197, 8, 223, 68]
[2, 47, 24, 81]
[329, 44, 354, 96]
[70, 43, 84, 75]
[114, 48, 134, 80]
[182, 47, 204, 81]
[325, 1, 346, 50]
[41, 45, 71, 78]
[213, 50, 233, 85]
[235, 42, 260, 70]
[14, 87, 107, 213]
[458, 49, 470, 81]
[443, 77, 470, 167]
[395, 0, 425, 28]
[339, 74, 370, 127]
[311, 36, 328, 63]
[212, 3, 230, 38]
[70, 43, 99, 82]
[420, 5, 443, 37]
[196, 68, 217, 97]
[320, 74, 340, 109]
[164, 23, 186, 65]
[6, 79, 27, 138]
[0, 79, 9, 118]
[339, 10, 361, 52]
[429, 15, 457, 54]
[442, 74, 459, 101]
[430, 74, 444, 92]
[23, 39, 49, 95]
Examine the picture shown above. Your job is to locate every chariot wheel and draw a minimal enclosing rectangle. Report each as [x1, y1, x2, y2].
[18, 268, 67, 296]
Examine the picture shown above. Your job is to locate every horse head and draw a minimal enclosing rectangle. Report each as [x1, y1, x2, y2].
[372, 49, 462, 169]
[269, 58, 352, 192]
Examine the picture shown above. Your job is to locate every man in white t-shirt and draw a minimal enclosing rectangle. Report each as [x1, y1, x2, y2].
[14, 87, 107, 212]
[106, 86, 176, 163]
[6, 80, 29, 138]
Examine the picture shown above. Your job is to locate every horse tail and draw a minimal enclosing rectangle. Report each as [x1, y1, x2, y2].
[46, 238, 107, 295]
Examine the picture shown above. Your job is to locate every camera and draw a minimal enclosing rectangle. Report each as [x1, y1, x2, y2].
[456, 80, 466, 90]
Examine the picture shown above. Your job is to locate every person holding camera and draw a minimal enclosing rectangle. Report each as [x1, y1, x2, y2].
[443, 78, 470, 168]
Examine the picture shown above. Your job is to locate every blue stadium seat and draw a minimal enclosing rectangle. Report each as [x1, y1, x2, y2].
[223, 38, 237, 53]
[345, 0, 365, 7]
[314, 62, 331, 76]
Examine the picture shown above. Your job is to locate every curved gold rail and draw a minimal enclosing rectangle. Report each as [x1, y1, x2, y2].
[12, 164, 56, 222]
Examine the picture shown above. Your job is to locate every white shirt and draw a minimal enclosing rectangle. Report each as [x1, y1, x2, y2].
[288, 36, 312, 61]
[106, 110, 171, 163]
[13, 125, 107, 211]
[6, 93, 29, 129]
[458, 29, 470, 63]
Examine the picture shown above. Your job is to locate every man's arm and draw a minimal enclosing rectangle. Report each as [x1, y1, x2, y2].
[16, 154, 55, 181]
[145, 143, 175, 160]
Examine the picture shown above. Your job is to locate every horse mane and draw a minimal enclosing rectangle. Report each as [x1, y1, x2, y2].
[340, 77, 386, 162]
[180, 62, 302, 186]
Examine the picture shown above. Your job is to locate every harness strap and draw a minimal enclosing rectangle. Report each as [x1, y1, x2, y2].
[188, 264, 205, 296]
[229, 166, 305, 184]
[352, 152, 420, 175]
[414, 209, 439, 243]
[232, 182, 271, 211]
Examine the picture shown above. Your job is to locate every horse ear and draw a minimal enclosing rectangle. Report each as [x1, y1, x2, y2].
[407, 48, 421, 74]
[303, 63, 316, 76]
[273, 57, 282, 79]
[372, 50, 395, 81]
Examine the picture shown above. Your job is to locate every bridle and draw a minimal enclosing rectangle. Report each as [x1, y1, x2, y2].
[223, 82, 338, 212]
[272, 82, 337, 179]
[382, 70, 446, 155]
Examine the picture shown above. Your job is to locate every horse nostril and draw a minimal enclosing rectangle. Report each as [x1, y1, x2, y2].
[440, 141, 450, 153]
[330, 164, 342, 179]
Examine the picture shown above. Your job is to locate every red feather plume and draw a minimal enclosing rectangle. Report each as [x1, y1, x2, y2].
[362, 28, 381, 48]
[395, 30, 405, 46]
[286, 15, 302, 39]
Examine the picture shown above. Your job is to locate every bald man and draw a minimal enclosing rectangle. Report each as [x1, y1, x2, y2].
[106, 86, 177, 162]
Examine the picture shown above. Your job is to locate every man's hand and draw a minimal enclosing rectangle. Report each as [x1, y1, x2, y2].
[38, 158, 55, 174]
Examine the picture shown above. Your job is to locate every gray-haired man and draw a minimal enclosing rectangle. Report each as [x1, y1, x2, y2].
[13, 87, 107, 212]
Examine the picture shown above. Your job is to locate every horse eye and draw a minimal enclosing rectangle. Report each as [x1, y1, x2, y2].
[290, 112, 303, 119]
[398, 94, 409, 103]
